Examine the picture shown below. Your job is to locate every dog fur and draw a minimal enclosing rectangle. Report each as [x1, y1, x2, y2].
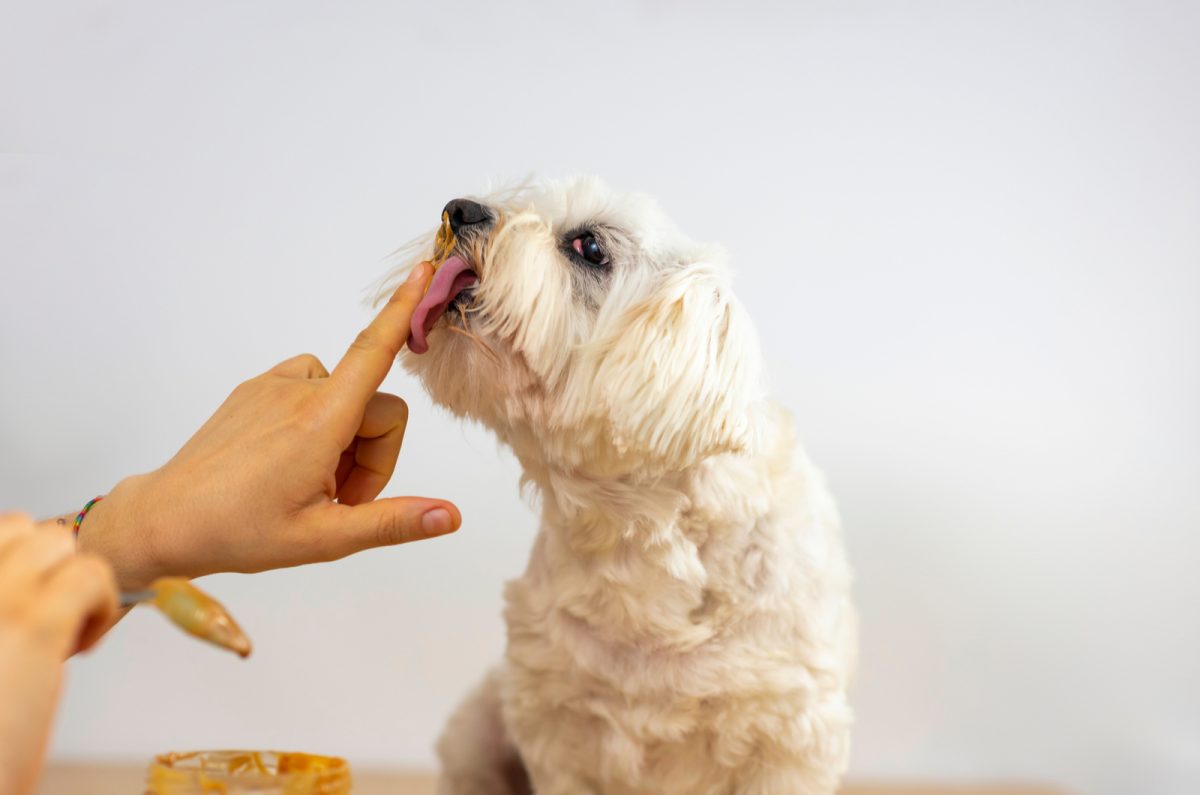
[387, 177, 856, 795]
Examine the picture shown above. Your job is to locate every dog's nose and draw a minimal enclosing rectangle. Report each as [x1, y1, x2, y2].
[443, 198, 491, 233]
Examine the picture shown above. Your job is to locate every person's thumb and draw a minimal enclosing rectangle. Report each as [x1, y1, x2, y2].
[306, 497, 460, 560]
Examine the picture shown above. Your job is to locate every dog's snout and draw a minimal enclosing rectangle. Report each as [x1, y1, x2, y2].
[443, 199, 491, 233]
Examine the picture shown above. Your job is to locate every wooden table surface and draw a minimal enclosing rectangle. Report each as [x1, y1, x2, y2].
[37, 764, 1069, 794]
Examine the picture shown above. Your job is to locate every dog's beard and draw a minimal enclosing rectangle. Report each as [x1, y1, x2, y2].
[443, 297, 501, 366]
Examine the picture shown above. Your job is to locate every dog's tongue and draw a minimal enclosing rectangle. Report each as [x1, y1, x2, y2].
[408, 255, 478, 354]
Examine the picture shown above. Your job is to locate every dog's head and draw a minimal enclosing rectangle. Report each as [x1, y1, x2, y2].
[391, 176, 763, 478]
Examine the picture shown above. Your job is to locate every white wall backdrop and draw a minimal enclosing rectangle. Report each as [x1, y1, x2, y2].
[2, 2, 1198, 794]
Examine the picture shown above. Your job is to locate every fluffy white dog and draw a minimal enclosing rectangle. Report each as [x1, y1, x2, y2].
[388, 177, 856, 795]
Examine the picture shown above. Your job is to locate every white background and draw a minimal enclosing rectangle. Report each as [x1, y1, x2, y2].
[2, 2, 1198, 794]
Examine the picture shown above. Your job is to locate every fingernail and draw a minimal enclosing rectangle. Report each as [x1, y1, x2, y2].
[421, 508, 455, 536]
[406, 261, 429, 283]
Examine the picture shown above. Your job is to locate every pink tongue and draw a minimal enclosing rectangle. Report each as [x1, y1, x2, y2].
[408, 255, 479, 354]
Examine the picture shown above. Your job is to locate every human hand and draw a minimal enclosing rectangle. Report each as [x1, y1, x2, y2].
[0, 513, 119, 795]
[79, 262, 460, 589]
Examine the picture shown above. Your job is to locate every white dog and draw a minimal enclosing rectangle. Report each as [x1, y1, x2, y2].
[388, 177, 856, 795]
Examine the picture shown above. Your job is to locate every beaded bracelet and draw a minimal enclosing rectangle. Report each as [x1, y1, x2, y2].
[72, 495, 105, 538]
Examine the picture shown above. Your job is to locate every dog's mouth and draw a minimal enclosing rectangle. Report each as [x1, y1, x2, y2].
[407, 254, 479, 354]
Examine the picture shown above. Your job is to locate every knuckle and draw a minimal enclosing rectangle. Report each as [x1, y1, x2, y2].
[296, 353, 326, 374]
[0, 511, 34, 526]
[0, 521, 33, 545]
[0, 512, 36, 537]
[375, 511, 414, 547]
[229, 378, 257, 398]
[293, 393, 331, 434]
[351, 327, 399, 360]
[350, 328, 380, 353]
[378, 392, 409, 420]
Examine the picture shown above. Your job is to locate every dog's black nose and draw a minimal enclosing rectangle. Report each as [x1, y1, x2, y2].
[443, 198, 490, 233]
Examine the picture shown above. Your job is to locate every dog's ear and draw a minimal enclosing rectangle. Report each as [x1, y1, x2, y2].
[583, 263, 763, 472]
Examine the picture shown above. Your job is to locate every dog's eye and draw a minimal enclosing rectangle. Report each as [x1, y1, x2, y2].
[571, 234, 609, 267]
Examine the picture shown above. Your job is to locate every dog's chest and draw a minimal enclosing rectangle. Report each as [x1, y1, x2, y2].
[498, 444, 853, 793]
[503, 637, 776, 795]
[502, 564, 814, 794]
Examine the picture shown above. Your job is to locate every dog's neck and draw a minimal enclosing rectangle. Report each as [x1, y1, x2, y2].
[519, 457, 697, 554]
[507, 411, 793, 649]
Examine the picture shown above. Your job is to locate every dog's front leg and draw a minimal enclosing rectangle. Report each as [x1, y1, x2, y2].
[732, 761, 840, 795]
[522, 765, 604, 795]
[437, 667, 531, 795]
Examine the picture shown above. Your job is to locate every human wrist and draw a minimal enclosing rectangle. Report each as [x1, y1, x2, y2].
[75, 473, 165, 590]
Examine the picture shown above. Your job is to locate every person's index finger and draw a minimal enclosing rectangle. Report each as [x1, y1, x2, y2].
[330, 263, 431, 405]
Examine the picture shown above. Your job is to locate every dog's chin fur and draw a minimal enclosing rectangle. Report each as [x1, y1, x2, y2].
[390, 176, 856, 795]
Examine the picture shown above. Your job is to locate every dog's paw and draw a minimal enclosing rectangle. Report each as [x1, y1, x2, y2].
[437, 769, 531, 795]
